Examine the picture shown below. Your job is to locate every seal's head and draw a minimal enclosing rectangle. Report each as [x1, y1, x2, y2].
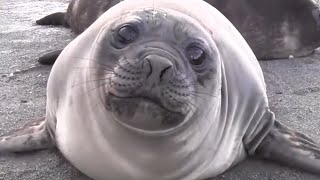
[90, 8, 221, 135]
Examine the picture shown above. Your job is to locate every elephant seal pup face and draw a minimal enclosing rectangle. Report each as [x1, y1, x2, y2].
[91, 8, 221, 135]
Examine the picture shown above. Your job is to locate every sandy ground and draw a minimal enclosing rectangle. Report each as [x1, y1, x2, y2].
[0, 0, 319, 179]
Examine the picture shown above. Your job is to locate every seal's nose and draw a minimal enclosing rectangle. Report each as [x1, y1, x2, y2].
[144, 55, 173, 84]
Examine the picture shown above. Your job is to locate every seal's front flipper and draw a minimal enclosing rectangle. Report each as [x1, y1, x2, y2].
[38, 49, 63, 65]
[256, 120, 320, 175]
[36, 12, 68, 26]
[0, 117, 55, 153]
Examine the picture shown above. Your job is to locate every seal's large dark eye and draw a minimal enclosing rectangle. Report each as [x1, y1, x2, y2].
[186, 46, 206, 66]
[117, 25, 138, 44]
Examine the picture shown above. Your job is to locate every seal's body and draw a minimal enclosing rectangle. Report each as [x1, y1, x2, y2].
[1, 0, 320, 179]
[210, 0, 320, 59]
[36, 0, 320, 63]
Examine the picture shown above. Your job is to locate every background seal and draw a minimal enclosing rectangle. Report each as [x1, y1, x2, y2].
[36, 0, 320, 64]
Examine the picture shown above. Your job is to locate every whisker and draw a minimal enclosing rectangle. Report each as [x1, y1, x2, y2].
[71, 78, 111, 88]
[77, 82, 111, 96]
[69, 57, 115, 69]
[189, 91, 217, 98]
[185, 100, 197, 111]
[72, 66, 114, 71]
[188, 92, 210, 101]
[85, 71, 115, 77]
[70, 56, 140, 71]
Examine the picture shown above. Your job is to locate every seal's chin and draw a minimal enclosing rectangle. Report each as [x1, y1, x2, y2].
[105, 94, 187, 135]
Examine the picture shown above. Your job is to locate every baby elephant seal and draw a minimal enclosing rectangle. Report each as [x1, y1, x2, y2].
[1, 0, 320, 179]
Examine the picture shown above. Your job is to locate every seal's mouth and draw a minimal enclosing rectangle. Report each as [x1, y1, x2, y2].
[105, 94, 186, 133]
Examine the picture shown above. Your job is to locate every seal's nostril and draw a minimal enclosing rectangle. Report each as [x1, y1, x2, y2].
[160, 66, 172, 82]
[145, 58, 153, 78]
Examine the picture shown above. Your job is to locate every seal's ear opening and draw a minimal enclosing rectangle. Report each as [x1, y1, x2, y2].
[0, 117, 55, 153]
[255, 120, 320, 175]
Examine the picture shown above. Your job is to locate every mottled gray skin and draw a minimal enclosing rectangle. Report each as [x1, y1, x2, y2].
[1, 0, 320, 179]
[36, 0, 320, 62]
